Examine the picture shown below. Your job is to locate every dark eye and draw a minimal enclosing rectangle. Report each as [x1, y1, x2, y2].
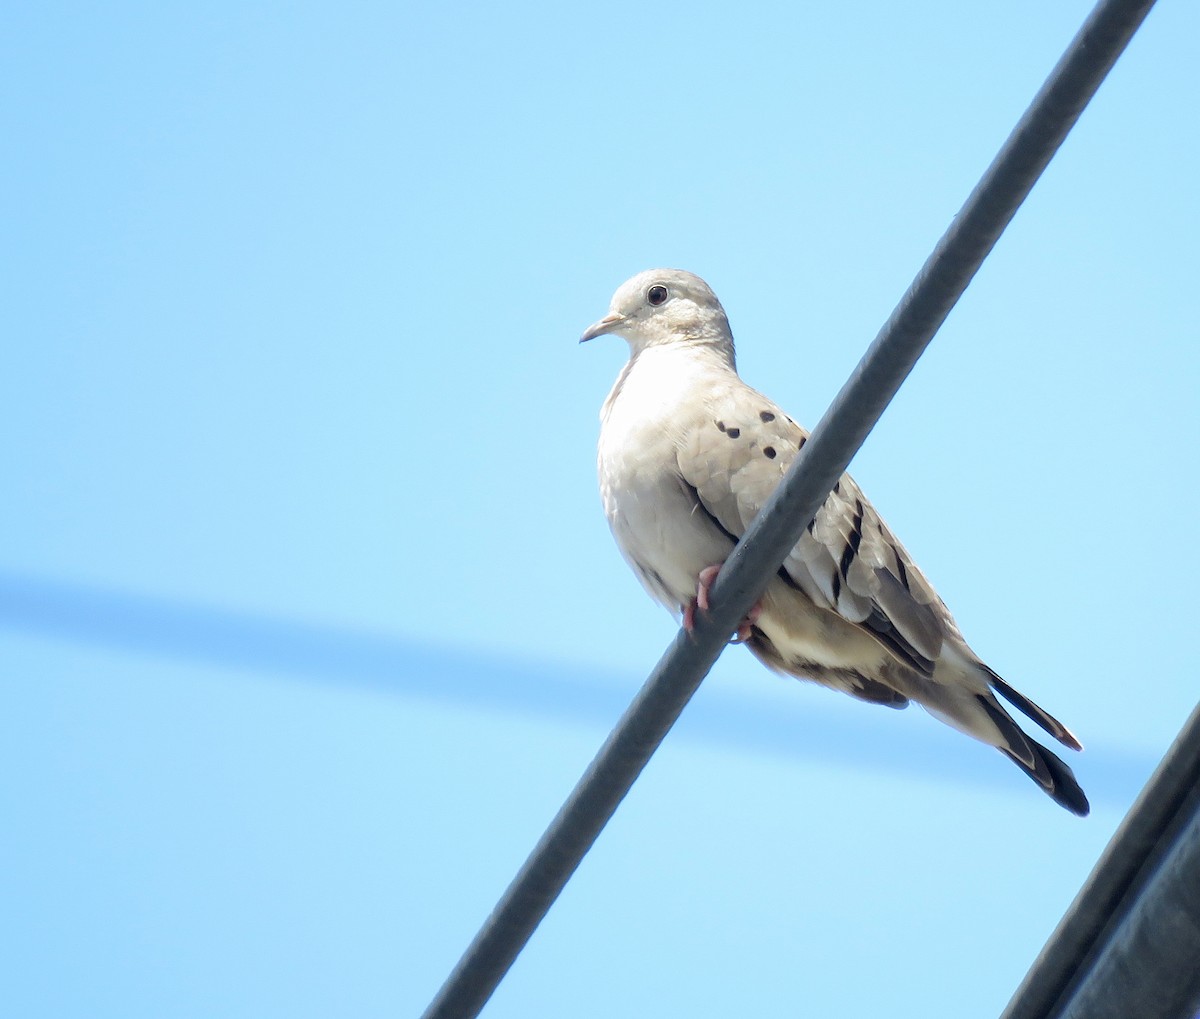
[647, 284, 668, 306]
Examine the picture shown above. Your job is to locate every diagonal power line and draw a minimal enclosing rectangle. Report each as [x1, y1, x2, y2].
[421, 1, 1157, 1016]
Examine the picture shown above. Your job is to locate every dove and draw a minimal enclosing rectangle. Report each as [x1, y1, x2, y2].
[582, 268, 1088, 815]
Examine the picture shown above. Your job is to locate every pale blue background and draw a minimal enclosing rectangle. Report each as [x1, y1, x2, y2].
[2, 2, 1197, 1016]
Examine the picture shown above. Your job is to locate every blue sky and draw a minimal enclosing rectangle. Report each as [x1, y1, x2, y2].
[2, 2, 1197, 1016]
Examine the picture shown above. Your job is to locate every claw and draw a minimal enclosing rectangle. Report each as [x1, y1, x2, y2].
[696, 564, 722, 612]
[682, 599, 698, 633]
[687, 562, 763, 643]
[731, 600, 762, 643]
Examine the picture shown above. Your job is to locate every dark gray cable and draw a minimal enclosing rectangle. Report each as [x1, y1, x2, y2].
[421, 1, 1156, 1015]
[1001, 703, 1200, 1019]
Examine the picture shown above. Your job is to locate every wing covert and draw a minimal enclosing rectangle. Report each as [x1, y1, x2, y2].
[676, 386, 947, 674]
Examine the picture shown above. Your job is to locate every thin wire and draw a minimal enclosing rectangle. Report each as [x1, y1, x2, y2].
[421, 1, 1157, 1015]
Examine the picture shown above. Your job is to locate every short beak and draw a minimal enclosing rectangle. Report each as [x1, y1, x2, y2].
[579, 312, 626, 343]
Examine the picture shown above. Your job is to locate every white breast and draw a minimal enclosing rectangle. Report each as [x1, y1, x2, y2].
[598, 346, 734, 615]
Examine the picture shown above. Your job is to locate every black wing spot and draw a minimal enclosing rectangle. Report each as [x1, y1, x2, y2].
[759, 410, 775, 422]
[838, 498, 865, 580]
[778, 566, 801, 590]
[797, 436, 806, 450]
[893, 546, 911, 591]
[726, 427, 740, 439]
[837, 543, 855, 582]
[716, 420, 726, 432]
[763, 446, 776, 459]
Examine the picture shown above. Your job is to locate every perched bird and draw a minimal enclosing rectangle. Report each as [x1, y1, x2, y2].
[582, 268, 1088, 816]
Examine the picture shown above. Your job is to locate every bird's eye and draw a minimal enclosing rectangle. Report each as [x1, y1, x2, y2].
[647, 284, 668, 306]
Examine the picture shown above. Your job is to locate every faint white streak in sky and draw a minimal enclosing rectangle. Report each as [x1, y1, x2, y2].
[0, 570, 1150, 805]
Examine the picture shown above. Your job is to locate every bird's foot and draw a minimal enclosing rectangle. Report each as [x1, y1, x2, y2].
[729, 602, 762, 643]
[684, 563, 762, 643]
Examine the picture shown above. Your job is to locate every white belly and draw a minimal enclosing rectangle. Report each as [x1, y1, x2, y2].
[598, 348, 734, 615]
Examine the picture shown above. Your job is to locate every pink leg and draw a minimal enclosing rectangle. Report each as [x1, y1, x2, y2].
[685, 563, 762, 643]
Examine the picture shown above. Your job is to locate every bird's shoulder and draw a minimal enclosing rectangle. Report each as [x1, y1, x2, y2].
[674, 378, 951, 672]
[675, 378, 808, 515]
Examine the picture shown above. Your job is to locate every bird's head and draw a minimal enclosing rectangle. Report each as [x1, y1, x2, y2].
[580, 269, 734, 358]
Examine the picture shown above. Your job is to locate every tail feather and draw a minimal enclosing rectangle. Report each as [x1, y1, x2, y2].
[978, 694, 1090, 816]
[985, 667, 1083, 751]
[997, 743, 1090, 816]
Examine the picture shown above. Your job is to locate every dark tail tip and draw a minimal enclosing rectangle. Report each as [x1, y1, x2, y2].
[999, 742, 1091, 817]
[978, 692, 1089, 815]
[987, 670, 1084, 752]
